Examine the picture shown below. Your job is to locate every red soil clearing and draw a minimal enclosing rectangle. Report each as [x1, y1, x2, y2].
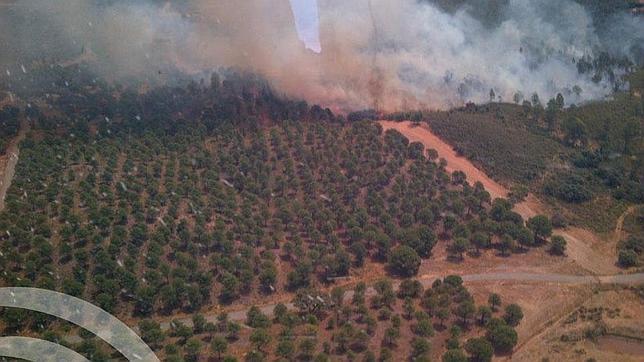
[380, 121, 509, 200]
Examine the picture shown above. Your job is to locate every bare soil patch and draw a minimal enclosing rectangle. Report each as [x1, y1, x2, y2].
[558, 227, 619, 274]
[514, 287, 644, 362]
[596, 335, 644, 356]
[465, 282, 592, 361]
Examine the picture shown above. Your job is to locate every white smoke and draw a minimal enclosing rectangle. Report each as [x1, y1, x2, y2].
[314, 0, 638, 109]
[289, 0, 322, 53]
[0, 0, 640, 112]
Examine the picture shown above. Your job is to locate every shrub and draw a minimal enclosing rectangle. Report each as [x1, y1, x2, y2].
[425, 106, 563, 183]
[411, 337, 431, 359]
[572, 150, 601, 168]
[465, 337, 493, 362]
[618, 249, 638, 267]
[549, 235, 567, 255]
[246, 306, 270, 329]
[442, 349, 467, 362]
[397, 279, 423, 299]
[551, 212, 568, 228]
[527, 215, 553, 242]
[503, 304, 524, 326]
[621, 235, 643, 254]
[544, 173, 592, 203]
[486, 323, 518, 353]
[387, 246, 421, 277]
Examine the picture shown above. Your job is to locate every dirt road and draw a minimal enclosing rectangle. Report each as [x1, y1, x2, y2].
[379, 121, 620, 275]
[0, 120, 27, 212]
[151, 271, 644, 331]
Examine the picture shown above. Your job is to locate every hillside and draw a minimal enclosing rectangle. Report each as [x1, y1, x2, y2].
[387, 85, 643, 234]
[0, 0, 642, 360]
[0, 64, 640, 361]
[0, 68, 594, 361]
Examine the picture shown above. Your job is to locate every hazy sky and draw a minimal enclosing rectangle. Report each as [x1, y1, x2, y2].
[289, 0, 321, 52]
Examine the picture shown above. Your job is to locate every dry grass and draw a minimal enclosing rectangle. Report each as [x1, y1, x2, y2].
[513, 287, 644, 362]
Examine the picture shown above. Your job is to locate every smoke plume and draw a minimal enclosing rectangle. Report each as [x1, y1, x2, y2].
[0, 0, 641, 112]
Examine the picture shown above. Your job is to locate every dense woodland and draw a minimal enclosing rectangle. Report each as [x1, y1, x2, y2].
[0, 65, 550, 360]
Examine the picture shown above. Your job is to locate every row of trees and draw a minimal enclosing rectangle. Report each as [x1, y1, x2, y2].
[134, 276, 523, 361]
[0, 68, 536, 359]
[1, 107, 557, 320]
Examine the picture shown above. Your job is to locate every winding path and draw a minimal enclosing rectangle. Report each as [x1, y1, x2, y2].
[614, 205, 638, 242]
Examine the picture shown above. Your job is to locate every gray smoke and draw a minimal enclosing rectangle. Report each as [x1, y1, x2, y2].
[0, 0, 641, 112]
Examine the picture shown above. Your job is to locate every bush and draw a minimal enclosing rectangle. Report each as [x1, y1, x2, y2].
[444, 275, 464, 288]
[465, 337, 493, 362]
[503, 304, 524, 327]
[618, 249, 638, 268]
[621, 235, 643, 254]
[549, 236, 567, 255]
[246, 306, 270, 328]
[596, 167, 623, 188]
[486, 323, 518, 353]
[387, 246, 421, 277]
[411, 337, 431, 359]
[614, 179, 644, 203]
[442, 349, 468, 362]
[572, 150, 601, 168]
[397, 279, 423, 299]
[544, 173, 592, 203]
[527, 215, 553, 242]
[425, 105, 563, 183]
[399, 226, 437, 258]
[551, 213, 567, 228]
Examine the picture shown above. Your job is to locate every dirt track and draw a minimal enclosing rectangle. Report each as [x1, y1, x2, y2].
[152, 271, 644, 331]
[614, 205, 637, 242]
[380, 120, 509, 200]
[379, 121, 538, 219]
[0, 120, 27, 212]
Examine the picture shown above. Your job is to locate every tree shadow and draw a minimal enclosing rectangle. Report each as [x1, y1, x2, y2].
[433, 322, 447, 332]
